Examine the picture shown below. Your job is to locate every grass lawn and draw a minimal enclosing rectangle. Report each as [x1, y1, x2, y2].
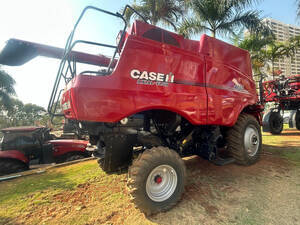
[0, 128, 299, 225]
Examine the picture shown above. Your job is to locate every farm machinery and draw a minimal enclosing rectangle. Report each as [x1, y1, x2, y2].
[0, 6, 263, 215]
[0, 126, 91, 176]
[261, 73, 300, 134]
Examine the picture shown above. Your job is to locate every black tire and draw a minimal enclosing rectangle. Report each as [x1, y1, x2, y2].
[128, 147, 186, 215]
[295, 110, 300, 130]
[64, 153, 85, 162]
[269, 112, 283, 134]
[0, 159, 28, 176]
[226, 113, 262, 165]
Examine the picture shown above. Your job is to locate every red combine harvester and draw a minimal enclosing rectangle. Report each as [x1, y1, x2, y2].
[0, 126, 90, 176]
[0, 6, 264, 214]
[261, 74, 300, 134]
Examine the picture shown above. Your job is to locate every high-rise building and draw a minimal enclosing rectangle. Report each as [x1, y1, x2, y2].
[262, 18, 300, 76]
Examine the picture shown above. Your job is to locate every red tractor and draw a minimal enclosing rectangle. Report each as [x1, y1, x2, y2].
[0, 6, 263, 215]
[0, 126, 91, 176]
[261, 73, 300, 134]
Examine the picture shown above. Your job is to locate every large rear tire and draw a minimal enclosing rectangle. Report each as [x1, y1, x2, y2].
[128, 147, 186, 215]
[0, 159, 28, 176]
[226, 114, 262, 165]
[269, 111, 283, 134]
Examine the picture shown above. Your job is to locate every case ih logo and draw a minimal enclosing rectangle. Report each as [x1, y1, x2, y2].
[130, 69, 175, 86]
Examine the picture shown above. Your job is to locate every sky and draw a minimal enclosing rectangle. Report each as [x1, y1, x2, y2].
[0, 0, 299, 109]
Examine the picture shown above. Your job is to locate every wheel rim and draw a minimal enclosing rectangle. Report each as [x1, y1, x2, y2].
[146, 165, 178, 202]
[244, 125, 260, 157]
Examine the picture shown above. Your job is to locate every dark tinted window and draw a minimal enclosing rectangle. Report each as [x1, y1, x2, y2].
[164, 32, 180, 47]
[2, 132, 38, 150]
[142, 28, 162, 43]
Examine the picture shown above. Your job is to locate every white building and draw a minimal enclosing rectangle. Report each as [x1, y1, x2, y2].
[262, 18, 300, 76]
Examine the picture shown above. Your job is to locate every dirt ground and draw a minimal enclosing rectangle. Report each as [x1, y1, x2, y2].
[1, 129, 300, 225]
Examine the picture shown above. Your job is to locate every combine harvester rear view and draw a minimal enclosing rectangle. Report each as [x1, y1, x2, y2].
[0, 5, 264, 215]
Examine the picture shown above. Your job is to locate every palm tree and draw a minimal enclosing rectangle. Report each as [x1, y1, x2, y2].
[0, 67, 16, 110]
[123, 0, 186, 30]
[238, 34, 274, 74]
[239, 35, 300, 77]
[179, 0, 267, 38]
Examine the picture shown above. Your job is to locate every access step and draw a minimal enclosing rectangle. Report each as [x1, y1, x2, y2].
[212, 157, 236, 166]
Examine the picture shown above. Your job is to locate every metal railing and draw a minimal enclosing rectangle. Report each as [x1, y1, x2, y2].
[47, 5, 147, 119]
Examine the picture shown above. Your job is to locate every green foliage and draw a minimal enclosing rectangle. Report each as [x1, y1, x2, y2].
[0, 67, 16, 111]
[0, 98, 48, 131]
[239, 34, 300, 75]
[178, 0, 269, 38]
[123, 0, 186, 30]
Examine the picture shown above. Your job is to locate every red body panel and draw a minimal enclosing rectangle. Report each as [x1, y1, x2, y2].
[0, 150, 29, 164]
[204, 35, 256, 125]
[48, 139, 88, 157]
[61, 21, 257, 126]
[1, 126, 43, 132]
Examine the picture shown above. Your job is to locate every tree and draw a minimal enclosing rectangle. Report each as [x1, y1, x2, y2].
[179, 0, 268, 38]
[0, 99, 46, 128]
[123, 0, 186, 30]
[238, 34, 274, 74]
[0, 67, 16, 110]
[239, 35, 300, 77]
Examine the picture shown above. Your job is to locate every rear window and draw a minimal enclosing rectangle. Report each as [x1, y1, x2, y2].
[2, 132, 38, 149]
[142, 28, 162, 42]
[142, 28, 180, 48]
[164, 32, 180, 47]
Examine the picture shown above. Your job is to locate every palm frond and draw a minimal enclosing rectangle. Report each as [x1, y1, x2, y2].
[121, 0, 185, 30]
[184, 0, 267, 38]
[122, 4, 151, 25]
[230, 0, 262, 10]
[178, 18, 209, 38]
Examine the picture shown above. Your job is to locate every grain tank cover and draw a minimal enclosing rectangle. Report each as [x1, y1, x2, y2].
[199, 34, 253, 77]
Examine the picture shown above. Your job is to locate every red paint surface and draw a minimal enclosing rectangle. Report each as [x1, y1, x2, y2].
[62, 21, 258, 126]
[48, 139, 89, 157]
[1, 126, 43, 132]
[0, 150, 29, 164]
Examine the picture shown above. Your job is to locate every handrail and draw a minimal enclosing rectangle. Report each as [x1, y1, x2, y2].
[48, 5, 148, 119]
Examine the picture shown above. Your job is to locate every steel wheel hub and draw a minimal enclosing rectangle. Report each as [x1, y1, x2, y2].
[244, 125, 260, 157]
[146, 165, 178, 202]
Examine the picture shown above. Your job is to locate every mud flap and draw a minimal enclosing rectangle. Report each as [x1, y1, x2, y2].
[100, 133, 137, 173]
